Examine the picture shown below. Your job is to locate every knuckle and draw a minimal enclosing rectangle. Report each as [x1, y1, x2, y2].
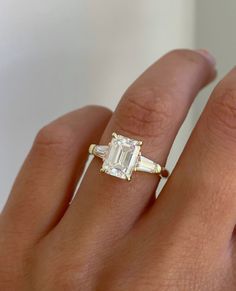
[115, 86, 174, 138]
[48, 261, 89, 291]
[206, 86, 236, 140]
[34, 123, 75, 156]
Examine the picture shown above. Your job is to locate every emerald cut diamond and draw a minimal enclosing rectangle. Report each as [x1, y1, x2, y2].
[101, 133, 141, 180]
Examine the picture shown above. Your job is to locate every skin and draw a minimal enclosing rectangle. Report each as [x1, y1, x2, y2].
[1, 49, 236, 290]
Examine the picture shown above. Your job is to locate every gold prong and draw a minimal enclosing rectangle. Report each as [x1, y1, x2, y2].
[112, 132, 118, 138]
[138, 141, 143, 146]
[100, 168, 105, 173]
[155, 164, 162, 174]
[89, 144, 96, 154]
[126, 175, 131, 181]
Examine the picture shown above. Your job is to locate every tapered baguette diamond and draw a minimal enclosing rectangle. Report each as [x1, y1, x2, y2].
[101, 134, 141, 180]
[93, 145, 108, 159]
[136, 156, 162, 174]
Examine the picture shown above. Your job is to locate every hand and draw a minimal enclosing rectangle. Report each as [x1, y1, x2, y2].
[1, 49, 236, 291]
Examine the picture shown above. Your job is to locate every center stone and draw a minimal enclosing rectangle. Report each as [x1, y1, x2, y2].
[101, 134, 141, 180]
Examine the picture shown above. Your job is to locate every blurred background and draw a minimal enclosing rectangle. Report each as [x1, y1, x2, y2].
[0, 0, 236, 209]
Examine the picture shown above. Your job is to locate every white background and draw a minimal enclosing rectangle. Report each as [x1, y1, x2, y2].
[1, 0, 236, 209]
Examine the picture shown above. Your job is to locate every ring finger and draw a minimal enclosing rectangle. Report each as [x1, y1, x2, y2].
[56, 49, 216, 251]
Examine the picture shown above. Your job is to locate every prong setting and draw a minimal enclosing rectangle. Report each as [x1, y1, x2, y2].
[112, 132, 118, 138]
[88, 144, 96, 154]
[89, 133, 169, 180]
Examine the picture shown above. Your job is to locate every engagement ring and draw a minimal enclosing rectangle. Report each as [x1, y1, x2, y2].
[89, 133, 169, 181]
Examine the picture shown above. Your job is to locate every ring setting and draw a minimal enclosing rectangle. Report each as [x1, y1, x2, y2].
[89, 133, 169, 181]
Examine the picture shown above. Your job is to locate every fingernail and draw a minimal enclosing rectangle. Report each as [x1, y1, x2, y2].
[196, 49, 216, 67]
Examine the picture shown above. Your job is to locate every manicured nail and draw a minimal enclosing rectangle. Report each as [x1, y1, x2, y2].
[196, 49, 216, 67]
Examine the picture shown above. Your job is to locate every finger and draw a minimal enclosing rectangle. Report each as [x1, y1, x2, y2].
[148, 67, 236, 249]
[59, 49, 216, 248]
[1, 106, 111, 244]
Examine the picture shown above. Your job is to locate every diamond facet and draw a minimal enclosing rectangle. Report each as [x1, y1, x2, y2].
[101, 134, 141, 180]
